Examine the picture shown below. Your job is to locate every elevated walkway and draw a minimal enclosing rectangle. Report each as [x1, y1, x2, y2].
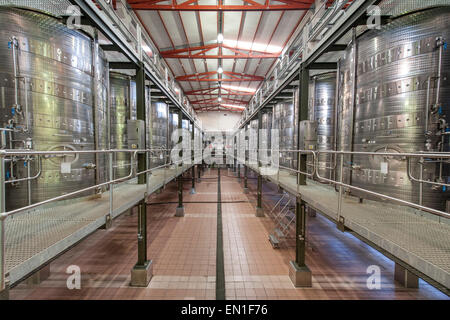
[5, 164, 193, 286]
[245, 163, 450, 292]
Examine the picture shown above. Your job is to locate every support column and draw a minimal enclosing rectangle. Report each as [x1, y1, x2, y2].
[243, 165, 249, 194]
[237, 163, 241, 182]
[256, 112, 264, 217]
[26, 264, 51, 287]
[297, 66, 309, 187]
[176, 110, 185, 217]
[256, 174, 263, 217]
[289, 197, 312, 287]
[136, 62, 147, 185]
[394, 263, 419, 288]
[130, 196, 153, 287]
[243, 126, 249, 194]
[290, 68, 312, 287]
[190, 122, 196, 194]
[233, 135, 237, 174]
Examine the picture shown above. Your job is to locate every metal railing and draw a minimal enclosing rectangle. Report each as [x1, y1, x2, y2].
[0, 147, 201, 291]
[233, 148, 450, 220]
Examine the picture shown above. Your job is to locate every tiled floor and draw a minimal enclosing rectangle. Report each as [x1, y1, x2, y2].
[9, 168, 448, 300]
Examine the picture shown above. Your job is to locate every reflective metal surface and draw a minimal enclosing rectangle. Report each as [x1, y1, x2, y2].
[338, 8, 450, 210]
[249, 119, 258, 164]
[272, 90, 297, 171]
[308, 72, 336, 180]
[150, 100, 168, 168]
[109, 73, 136, 179]
[0, 8, 104, 210]
[169, 111, 178, 151]
[261, 110, 273, 166]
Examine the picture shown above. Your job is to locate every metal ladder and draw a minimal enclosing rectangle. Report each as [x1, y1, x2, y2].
[269, 192, 295, 248]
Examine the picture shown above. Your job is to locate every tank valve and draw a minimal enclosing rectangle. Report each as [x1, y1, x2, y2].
[425, 139, 433, 151]
[25, 138, 33, 150]
[82, 163, 96, 170]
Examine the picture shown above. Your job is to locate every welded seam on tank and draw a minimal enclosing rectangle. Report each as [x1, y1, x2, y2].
[216, 167, 226, 300]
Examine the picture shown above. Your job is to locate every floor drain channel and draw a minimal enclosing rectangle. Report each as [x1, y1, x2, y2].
[216, 167, 226, 300]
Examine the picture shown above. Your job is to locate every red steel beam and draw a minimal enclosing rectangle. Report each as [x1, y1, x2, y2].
[190, 97, 248, 105]
[161, 44, 280, 59]
[184, 86, 255, 96]
[176, 71, 264, 82]
[128, 0, 314, 11]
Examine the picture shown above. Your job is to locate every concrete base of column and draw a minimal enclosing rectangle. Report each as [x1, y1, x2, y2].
[337, 216, 346, 232]
[256, 207, 264, 217]
[0, 283, 9, 300]
[243, 188, 249, 194]
[99, 214, 112, 230]
[175, 206, 185, 217]
[289, 261, 312, 288]
[26, 264, 51, 287]
[127, 207, 137, 216]
[190, 188, 196, 195]
[307, 207, 316, 217]
[394, 263, 419, 288]
[130, 260, 153, 287]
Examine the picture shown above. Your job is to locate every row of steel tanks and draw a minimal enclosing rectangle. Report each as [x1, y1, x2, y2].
[261, 7, 449, 211]
[337, 7, 450, 211]
[0, 7, 173, 211]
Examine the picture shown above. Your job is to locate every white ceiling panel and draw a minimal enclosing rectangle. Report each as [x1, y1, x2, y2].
[159, 11, 186, 47]
[180, 12, 201, 45]
[199, 11, 218, 43]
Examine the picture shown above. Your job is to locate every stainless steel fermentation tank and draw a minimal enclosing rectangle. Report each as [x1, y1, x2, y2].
[272, 90, 298, 172]
[169, 111, 178, 151]
[308, 72, 337, 180]
[109, 73, 136, 179]
[149, 100, 168, 168]
[260, 110, 273, 166]
[338, 7, 450, 210]
[0, 8, 109, 210]
[249, 119, 258, 165]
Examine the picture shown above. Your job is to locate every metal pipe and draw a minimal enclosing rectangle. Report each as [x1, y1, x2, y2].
[436, 37, 444, 108]
[27, 156, 31, 206]
[0, 148, 168, 156]
[407, 157, 450, 188]
[337, 153, 344, 220]
[0, 156, 5, 291]
[425, 76, 432, 136]
[11, 37, 19, 107]
[4, 156, 41, 184]
[419, 157, 423, 206]
[23, 77, 29, 133]
[333, 59, 341, 183]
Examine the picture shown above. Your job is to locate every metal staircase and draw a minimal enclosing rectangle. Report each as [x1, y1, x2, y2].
[268, 192, 296, 248]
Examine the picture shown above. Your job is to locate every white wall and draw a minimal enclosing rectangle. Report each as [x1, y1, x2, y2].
[198, 111, 241, 131]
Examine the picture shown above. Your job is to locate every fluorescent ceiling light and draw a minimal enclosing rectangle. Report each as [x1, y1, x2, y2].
[217, 33, 224, 44]
[222, 39, 282, 54]
[221, 84, 256, 93]
[217, 66, 223, 74]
